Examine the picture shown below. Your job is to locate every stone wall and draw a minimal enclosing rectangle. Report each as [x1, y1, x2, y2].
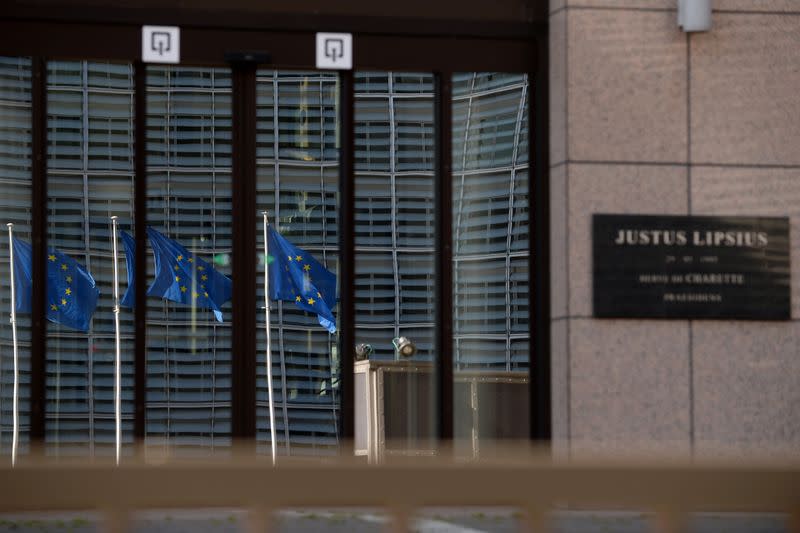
[548, 0, 800, 456]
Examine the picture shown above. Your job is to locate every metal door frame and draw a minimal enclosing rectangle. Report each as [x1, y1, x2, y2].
[0, 2, 551, 450]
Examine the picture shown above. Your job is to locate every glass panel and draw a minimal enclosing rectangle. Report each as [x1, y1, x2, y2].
[452, 73, 530, 456]
[146, 66, 232, 453]
[45, 61, 135, 456]
[353, 72, 436, 460]
[0, 56, 32, 458]
[255, 70, 340, 457]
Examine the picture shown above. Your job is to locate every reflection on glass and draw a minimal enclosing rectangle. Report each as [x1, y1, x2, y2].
[146, 66, 232, 452]
[255, 70, 340, 456]
[353, 72, 436, 460]
[0, 57, 32, 459]
[45, 61, 135, 456]
[452, 73, 530, 456]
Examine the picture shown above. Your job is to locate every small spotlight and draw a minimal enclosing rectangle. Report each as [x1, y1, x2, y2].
[392, 336, 416, 358]
[354, 343, 373, 360]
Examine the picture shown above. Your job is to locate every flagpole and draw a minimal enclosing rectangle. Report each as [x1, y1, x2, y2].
[110, 217, 122, 465]
[262, 211, 277, 466]
[6, 223, 19, 467]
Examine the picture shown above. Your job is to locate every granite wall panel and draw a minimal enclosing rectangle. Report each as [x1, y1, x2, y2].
[550, 164, 568, 319]
[691, 166, 800, 319]
[568, 9, 687, 162]
[567, 163, 688, 317]
[569, 318, 691, 454]
[693, 321, 800, 456]
[549, 5, 798, 455]
[691, 14, 800, 165]
[550, 9, 567, 166]
[551, 318, 570, 457]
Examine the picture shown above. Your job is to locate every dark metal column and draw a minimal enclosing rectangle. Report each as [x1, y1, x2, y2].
[530, 27, 552, 444]
[434, 72, 454, 443]
[231, 63, 258, 440]
[337, 71, 356, 451]
[133, 61, 147, 441]
[29, 57, 47, 442]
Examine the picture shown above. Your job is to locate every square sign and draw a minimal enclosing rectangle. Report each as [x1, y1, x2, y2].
[142, 26, 180, 64]
[316, 33, 352, 70]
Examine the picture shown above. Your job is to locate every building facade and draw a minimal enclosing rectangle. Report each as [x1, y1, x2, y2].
[0, 0, 798, 460]
[548, 1, 800, 456]
[0, 58, 531, 456]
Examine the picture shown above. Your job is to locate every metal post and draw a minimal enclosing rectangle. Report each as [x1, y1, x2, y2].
[262, 211, 276, 466]
[434, 72, 454, 443]
[6, 223, 19, 466]
[30, 56, 47, 443]
[110, 216, 122, 465]
[133, 61, 147, 442]
[337, 70, 355, 452]
[230, 62, 257, 441]
[530, 26, 552, 444]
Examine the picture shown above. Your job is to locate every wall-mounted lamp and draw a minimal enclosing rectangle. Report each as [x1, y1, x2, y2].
[355, 343, 374, 360]
[391, 337, 417, 358]
[678, 0, 712, 32]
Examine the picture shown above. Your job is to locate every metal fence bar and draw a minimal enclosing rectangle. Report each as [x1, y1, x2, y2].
[247, 507, 269, 533]
[1, 455, 798, 527]
[29, 56, 47, 443]
[791, 510, 800, 533]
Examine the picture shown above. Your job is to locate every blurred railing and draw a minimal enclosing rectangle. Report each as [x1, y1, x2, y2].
[0, 444, 798, 533]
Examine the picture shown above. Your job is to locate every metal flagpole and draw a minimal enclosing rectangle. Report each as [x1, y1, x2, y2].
[110, 217, 122, 465]
[6, 223, 19, 467]
[262, 212, 277, 465]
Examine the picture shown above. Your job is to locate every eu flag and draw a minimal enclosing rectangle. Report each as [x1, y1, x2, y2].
[146, 227, 232, 323]
[119, 230, 136, 309]
[267, 226, 337, 333]
[12, 237, 99, 332]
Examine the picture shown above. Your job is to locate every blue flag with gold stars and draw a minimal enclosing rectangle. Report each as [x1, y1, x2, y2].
[267, 226, 337, 333]
[12, 237, 99, 332]
[146, 227, 232, 323]
[120, 230, 136, 309]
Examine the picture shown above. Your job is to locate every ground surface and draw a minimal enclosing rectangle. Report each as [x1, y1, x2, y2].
[0, 509, 788, 532]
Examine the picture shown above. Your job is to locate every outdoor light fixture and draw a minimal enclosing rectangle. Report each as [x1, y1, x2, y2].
[355, 343, 373, 360]
[392, 336, 416, 358]
[678, 0, 711, 32]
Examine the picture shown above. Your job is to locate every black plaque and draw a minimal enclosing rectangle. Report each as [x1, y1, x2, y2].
[593, 214, 791, 320]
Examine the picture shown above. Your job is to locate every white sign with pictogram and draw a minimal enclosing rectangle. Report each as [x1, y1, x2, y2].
[142, 26, 181, 64]
[316, 33, 352, 70]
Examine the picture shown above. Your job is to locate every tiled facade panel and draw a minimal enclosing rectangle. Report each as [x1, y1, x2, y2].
[551, 4, 800, 455]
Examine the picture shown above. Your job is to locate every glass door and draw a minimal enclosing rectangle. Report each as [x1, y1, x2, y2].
[42, 62, 346, 458]
[451, 72, 531, 457]
[254, 69, 341, 456]
[0, 21, 538, 463]
[143, 66, 234, 454]
[352, 71, 437, 460]
[45, 60, 137, 456]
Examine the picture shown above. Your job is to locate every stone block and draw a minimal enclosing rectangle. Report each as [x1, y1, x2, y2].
[569, 9, 687, 162]
[551, 318, 569, 450]
[569, 318, 692, 455]
[550, 164, 568, 319]
[550, 9, 567, 166]
[568, 163, 688, 317]
[691, 166, 800, 319]
[691, 14, 800, 165]
[692, 321, 800, 457]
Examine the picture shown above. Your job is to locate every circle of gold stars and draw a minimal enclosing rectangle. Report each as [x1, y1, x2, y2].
[47, 253, 73, 311]
[174, 253, 211, 302]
